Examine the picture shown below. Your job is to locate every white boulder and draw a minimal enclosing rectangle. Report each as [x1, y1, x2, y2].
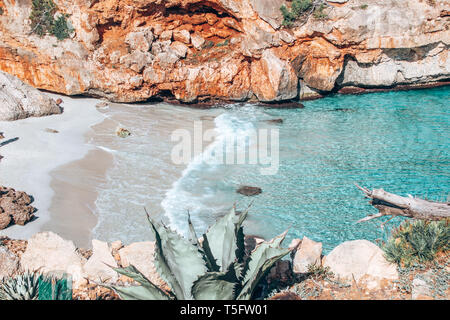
[323, 240, 398, 285]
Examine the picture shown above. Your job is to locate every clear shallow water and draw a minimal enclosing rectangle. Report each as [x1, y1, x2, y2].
[91, 87, 450, 253]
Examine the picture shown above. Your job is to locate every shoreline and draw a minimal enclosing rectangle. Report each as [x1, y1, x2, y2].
[40, 81, 450, 109]
[44, 147, 114, 249]
[0, 93, 106, 244]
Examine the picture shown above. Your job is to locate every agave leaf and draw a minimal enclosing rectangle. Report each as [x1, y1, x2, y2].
[105, 265, 171, 300]
[108, 284, 171, 300]
[200, 235, 221, 272]
[191, 264, 239, 300]
[187, 212, 201, 247]
[147, 214, 207, 300]
[237, 230, 292, 300]
[203, 205, 249, 272]
[148, 217, 184, 298]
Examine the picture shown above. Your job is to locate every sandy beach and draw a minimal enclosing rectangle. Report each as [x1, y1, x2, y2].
[0, 93, 107, 247]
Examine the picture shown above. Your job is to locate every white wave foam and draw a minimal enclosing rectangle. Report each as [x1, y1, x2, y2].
[161, 111, 257, 237]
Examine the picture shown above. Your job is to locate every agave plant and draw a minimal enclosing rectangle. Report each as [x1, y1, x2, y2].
[107, 206, 292, 300]
[0, 272, 40, 300]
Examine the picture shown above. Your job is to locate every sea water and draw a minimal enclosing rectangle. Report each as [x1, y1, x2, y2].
[90, 87, 449, 253]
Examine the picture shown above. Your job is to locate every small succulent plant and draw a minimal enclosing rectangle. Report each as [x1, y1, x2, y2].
[0, 272, 40, 300]
[0, 271, 72, 300]
[106, 205, 292, 300]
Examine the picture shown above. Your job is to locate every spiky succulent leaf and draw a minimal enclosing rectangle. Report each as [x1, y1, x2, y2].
[191, 264, 239, 300]
[203, 206, 249, 272]
[237, 231, 292, 300]
[109, 265, 171, 300]
[108, 284, 171, 300]
[148, 215, 207, 300]
[0, 272, 40, 300]
[200, 235, 221, 272]
[187, 212, 201, 247]
[148, 218, 184, 298]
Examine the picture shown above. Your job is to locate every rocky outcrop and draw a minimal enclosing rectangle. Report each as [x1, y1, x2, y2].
[292, 236, 322, 274]
[20, 232, 87, 288]
[118, 241, 165, 287]
[0, 186, 35, 230]
[0, 246, 19, 280]
[323, 240, 398, 284]
[0, 71, 61, 121]
[0, 0, 447, 104]
[83, 239, 118, 283]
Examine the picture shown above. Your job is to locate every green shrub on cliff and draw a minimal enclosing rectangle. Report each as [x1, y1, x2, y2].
[383, 219, 449, 267]
[281, 0, 328, 27]
[29, 0, 73, 40]
[104, 206, 292, 300]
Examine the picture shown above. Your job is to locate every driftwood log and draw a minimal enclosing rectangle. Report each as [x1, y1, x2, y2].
[355, 184, 450, 224]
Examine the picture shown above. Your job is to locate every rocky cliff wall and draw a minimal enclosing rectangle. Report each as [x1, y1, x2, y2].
[0, 0, 448, 103]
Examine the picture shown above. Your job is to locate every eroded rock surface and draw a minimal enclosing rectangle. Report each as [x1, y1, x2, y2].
[118, 241, 165, 287]
[293, 236, 322, 274]
[0, 71, 61, 121]
[0, 186, 35, 229]
[323, 240, 398, 285]
[0, 0, 447, 103]
[83, 239, 118, 283]
[0, 246, 19, 280]
[20, 232, 87, 288]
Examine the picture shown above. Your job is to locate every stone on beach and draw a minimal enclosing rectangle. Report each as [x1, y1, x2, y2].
[0, 71, 61, 121]
[0, 186, 35, 229]
[20, 232, 87, 288]
[118, 241, 165, 287]
[323, 240, 398, 285]
[116, 127, 131, 138]
[293, 236, 323, 274]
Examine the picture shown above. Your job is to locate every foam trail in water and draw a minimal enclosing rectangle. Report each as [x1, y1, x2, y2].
[161, 110, 256, 237]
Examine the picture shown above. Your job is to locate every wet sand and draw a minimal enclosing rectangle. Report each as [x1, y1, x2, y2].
[44, 148, 113, 249]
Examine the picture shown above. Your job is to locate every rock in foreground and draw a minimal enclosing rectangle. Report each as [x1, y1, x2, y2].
[323, 240, 398, 284]
[293, 236, 322, 274]
[20, 232, 87, 288]
[0, 71, 61, 121]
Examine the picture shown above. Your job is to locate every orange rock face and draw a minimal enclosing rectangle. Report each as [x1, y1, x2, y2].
[0, 0, 448, 103]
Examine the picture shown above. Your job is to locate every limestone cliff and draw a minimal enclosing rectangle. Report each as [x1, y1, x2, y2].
[0, 0, 448, 103]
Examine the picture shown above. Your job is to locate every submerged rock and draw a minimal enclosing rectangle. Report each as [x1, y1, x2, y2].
[0, 71, 62, 121]
[263, 118, 284, 124]
[116, 127, 131, 138]
[237, 186, 262, 196]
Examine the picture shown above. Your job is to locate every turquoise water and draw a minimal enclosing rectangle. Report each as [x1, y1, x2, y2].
[93, 87, 449, 253]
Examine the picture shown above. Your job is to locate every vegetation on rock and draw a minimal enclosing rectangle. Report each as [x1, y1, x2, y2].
[106, 206, 292, 300]
[280, 0, 328, 27]
[29, 0, 72, 40]
[383, 219, 449, 267]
